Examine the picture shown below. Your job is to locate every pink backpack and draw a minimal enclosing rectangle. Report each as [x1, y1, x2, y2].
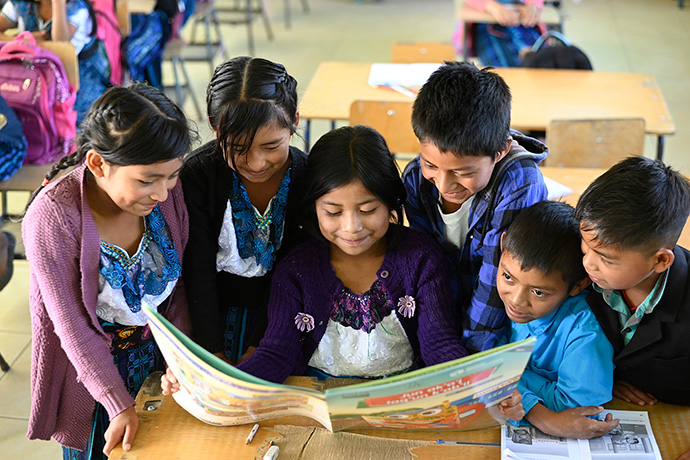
[0, 33, 77, 165]
[92, 0, 123, 85]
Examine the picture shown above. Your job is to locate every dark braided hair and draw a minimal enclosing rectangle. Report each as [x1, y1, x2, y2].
[206, 57, 298, 167]
[25, 83, 192, 211]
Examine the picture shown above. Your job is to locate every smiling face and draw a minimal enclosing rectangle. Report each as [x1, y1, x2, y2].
[419, 140, 508, 213]
[95, 157, 184, 217]
[315, 178, 391, 259]
[228, 122, 292, 184]
[497, 251, 586, 323]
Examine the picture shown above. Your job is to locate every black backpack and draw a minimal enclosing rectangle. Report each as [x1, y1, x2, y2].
[521, 31, 593, 70]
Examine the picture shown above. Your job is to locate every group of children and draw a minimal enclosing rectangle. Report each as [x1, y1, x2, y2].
[20, 55, 690, 460]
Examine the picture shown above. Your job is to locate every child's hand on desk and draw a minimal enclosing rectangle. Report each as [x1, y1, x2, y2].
[485, 1, 520, 27]
[518, 4, 542, 27]
[103, 405, 138, 456]
[498, 389, 525, 420]
[613, 380, 658, 406]
[161, 367, 180, 395]
[525, 404, 620, 439]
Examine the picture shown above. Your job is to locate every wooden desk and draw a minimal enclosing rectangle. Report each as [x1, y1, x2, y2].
[299, 62, 675, 159]
[109, 372, 689, 460]
[456, 2, 562, 59]
[541, 166, 690, 249]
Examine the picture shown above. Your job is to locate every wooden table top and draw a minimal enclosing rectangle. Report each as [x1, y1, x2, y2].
[456, 2, 561, 25]
[299, 62, 675, 136]
[109, 372, 690, 460]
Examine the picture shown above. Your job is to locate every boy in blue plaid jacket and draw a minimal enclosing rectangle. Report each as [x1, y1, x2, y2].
[403, 61, 548, 353]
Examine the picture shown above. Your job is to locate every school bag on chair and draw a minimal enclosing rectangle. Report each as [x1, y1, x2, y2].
[0, 94, 28, 182]
[0, 32, 77, 165]
[91, 0, 124, 85]
[521, 31, 593, 70]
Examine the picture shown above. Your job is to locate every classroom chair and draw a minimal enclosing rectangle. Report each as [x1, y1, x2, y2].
[545, 118, 646, 168]
[283, 0, 310, 29]
[349, 100, 419, 156]
[213, 0, 274, 56]
[391, 41, 456, 64]
[162, 38, 204, 120]
[187, 0, 229, 74]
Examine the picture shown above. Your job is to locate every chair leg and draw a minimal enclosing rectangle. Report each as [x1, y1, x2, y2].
[211, 9, 229, 61]
[301, 0, 309, 13]
[178, 57, 203, 120]
[245, 0, 256, 56]
[284, 0, 291, 29]
[0, 352, 9, 372]
[171, 57, 185, 110]
[258, 0, 274, 40]
[203, 14, 215, 74]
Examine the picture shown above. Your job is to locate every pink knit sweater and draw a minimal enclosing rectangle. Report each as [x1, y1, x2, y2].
[22, 164, 190, 449]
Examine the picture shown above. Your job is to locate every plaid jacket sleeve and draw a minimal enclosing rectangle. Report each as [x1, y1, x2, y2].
[461, 161, 548, 353]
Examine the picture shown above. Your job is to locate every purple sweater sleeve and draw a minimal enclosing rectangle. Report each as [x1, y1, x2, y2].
[24, 182, 134, 419]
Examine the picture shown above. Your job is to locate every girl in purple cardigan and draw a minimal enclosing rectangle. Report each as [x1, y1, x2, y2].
[162, 125, 467, 391]
[22, 85, 192, 459]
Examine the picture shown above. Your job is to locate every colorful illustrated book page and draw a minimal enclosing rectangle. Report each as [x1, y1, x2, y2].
[144, 307, 535, 433]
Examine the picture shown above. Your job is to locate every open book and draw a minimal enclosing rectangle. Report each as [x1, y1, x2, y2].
[143, 307, 536, 432]
[501, 410, 662, 460]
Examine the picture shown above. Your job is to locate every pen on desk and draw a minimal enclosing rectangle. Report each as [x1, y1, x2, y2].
[245, 423, 259, 444]
[437, 439, 501, 447]
[263, 441, 280, 460]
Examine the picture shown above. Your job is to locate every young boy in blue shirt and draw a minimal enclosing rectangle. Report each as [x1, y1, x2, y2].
[497, 200, 618, 438]
[403, 61, 548, 353]
[576, 156, 690, 409]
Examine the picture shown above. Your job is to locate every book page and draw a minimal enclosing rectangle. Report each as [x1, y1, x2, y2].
[501, 424, 582, 460]
[500, 410, 662, 460]
[581, 410, 662, 460]
[143, 307, 333, 431]
[325, 338, 536, 432]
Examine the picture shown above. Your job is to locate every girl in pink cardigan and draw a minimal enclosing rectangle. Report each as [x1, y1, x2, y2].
[22, 84, 192, 459]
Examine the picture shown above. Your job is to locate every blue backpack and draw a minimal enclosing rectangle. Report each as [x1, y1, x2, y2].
[0, 93, 28, 182]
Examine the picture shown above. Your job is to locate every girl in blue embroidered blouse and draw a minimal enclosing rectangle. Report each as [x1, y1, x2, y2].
[180, 57, 307, 365]
[23, 84, 192, 459]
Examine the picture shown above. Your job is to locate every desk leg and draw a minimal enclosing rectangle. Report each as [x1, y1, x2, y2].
[656, 135, 665, 161]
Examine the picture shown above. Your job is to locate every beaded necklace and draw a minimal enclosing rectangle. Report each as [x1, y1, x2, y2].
[99, 205, 182, 313]
[229, 166, 292, 271]
[100, 219, 152, 269]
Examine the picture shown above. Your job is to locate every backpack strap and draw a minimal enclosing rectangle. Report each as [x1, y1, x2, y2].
[531, 30, 571, 52]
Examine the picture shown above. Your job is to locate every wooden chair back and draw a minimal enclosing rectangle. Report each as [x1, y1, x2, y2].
[116, 0, 131, 35]
[545, 118, 646, 168]
[349, 100, 419, 155]
[391, 41, 456, 64]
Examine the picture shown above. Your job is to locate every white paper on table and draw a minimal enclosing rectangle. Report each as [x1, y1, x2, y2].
[367, 63, 441, 88]
[543, 175, 573, 200]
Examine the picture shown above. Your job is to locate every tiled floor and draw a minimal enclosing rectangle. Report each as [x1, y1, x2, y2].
[1, 0, 688, 458]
